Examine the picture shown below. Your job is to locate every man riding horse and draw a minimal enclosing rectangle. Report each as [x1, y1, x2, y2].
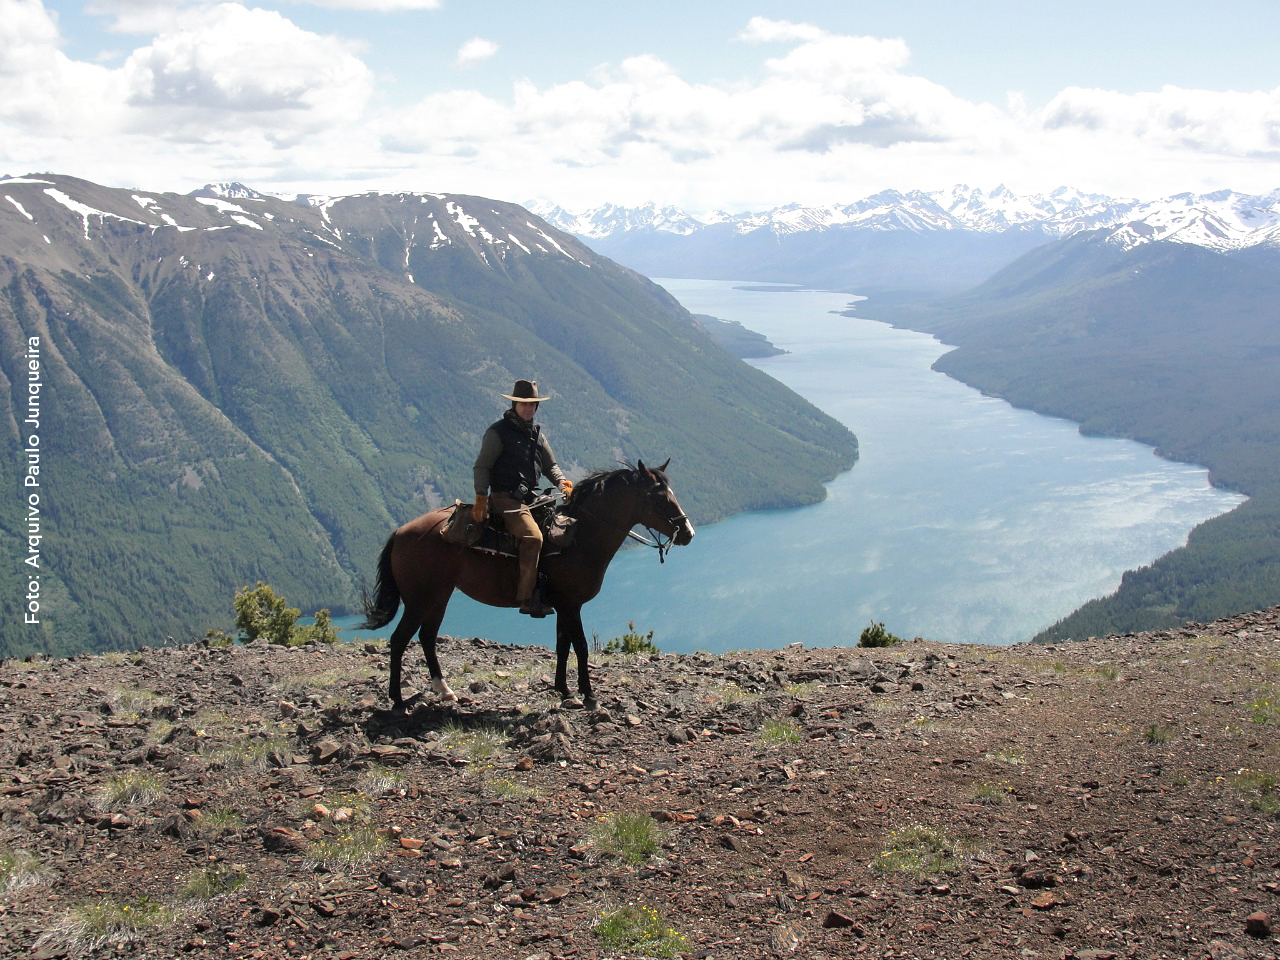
[472, 379, 574, 617]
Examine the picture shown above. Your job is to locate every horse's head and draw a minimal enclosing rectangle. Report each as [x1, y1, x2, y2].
[636, 459, 695, 546]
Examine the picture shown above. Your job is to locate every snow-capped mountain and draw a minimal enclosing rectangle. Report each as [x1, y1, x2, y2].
[533, 186, 1280, 253]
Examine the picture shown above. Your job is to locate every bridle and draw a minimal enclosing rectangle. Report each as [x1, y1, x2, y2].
[571, 475, 690, 564]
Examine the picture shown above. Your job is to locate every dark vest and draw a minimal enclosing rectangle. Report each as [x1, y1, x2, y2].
[489, 415, 543, 501]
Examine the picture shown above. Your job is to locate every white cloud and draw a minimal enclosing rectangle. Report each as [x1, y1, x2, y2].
[1040, 85, 1280, 158]
[298, 0, 442, 8]
[455, 37, 498, 67]
[120, 3, 372, 130]
[737, 17, 827, 44]
[3, 8, 1279, 209]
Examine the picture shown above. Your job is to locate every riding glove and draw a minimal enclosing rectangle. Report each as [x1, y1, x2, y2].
[560, 479, 574, 498]
[472, 494, 488, 524]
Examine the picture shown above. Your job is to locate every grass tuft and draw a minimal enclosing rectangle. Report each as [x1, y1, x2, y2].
[594, 903, 687, 958]
[304, 823, 385, 871]
[985, 749, 1026, 766]
[0, 845, 44, 891]
[872, 824, 964, 878]
[181, 865, 247, 900]
[358, 764, 408, 796]
[758, 717, 802, 745]
[972, 780, 1013, 805]
[1230, 768, 1279, 816]
[590, 811, 660, 864]
[95, 772, 165, 812]
[1248, 687, 1278, 726]
[47, 896, 180, 953]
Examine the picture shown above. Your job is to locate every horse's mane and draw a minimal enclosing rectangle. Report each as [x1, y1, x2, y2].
[562, 462, 647, 517]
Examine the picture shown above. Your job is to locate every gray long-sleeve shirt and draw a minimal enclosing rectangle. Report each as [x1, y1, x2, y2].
[473, 422, 566, 496]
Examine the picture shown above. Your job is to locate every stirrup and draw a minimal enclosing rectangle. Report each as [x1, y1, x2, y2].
[519, 600, 553, 618]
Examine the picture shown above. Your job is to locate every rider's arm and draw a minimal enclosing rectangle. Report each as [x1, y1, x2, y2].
[537, 432, 569, 491]
[473, 426, 502, 496]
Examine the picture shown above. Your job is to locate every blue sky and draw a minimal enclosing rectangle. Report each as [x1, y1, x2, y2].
[5, 0, 1279, 211]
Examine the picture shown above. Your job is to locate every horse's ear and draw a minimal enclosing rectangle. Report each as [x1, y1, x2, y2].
[637, 459, 648, 476]
[657, 458, 670, 473]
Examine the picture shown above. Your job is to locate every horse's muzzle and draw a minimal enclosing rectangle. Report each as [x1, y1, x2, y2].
[674, 518, 695, 546]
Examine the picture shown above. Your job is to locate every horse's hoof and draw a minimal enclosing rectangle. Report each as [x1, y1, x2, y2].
[582, 696, 598, 711]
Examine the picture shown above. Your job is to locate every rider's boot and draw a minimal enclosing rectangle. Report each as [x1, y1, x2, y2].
[516, 537, 553, 617]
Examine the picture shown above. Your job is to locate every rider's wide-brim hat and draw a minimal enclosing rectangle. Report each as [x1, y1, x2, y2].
[502, 379, 551, 402]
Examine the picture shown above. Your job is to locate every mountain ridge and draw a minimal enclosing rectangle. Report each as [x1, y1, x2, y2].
[0, 173, 856, 659]
[531, 185, 1280, 251]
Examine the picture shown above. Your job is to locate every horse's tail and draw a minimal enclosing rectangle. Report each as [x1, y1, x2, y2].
[357, 532, 401, 629]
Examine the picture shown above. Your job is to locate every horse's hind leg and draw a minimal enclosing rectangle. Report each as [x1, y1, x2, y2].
[418, 596, 457, 702]
[388, 607, 423, 709]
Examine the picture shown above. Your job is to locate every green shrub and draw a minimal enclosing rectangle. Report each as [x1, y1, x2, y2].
[233, 582, 338, 646]
[858, 621, 904, 648]
[602, 621, 660, 655]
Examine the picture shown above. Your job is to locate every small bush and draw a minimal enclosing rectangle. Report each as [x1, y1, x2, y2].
[590, 811, 660, 864]
[1142, 724, 1174, 744]
[972, 781, 1012, 805]
[233, 582, 337, 646]
[858, 621, 904, 648]
[602, 621, 660, 655]
[594, 903, 687, 958]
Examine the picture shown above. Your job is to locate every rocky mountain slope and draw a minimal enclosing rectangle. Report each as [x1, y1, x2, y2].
[0, 174, 855, 659]
[1, 608, 1277, 959]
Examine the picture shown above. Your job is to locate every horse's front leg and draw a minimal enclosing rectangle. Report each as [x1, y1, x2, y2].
[553, 612, 572, 698]
[558, 605, 595, 708]
[418, 598, 457, 702]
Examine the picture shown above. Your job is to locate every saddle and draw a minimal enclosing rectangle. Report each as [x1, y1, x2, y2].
[441, 490, 577, 559]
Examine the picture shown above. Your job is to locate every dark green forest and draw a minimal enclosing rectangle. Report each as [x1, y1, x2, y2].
[859, 234, 1280, 640]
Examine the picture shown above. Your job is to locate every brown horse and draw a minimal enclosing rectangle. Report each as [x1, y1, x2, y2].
[360, 459, 695, 708]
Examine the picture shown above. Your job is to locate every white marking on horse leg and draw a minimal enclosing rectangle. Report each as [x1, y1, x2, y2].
[430, 677, 458, 702]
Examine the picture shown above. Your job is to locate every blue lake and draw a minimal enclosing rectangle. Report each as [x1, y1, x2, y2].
[335, 279, 1245, 653]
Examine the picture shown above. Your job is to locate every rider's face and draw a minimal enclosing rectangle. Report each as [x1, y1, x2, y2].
[514, 401, 538, 422]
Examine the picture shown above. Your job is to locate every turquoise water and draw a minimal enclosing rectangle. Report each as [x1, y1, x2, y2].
[335, 279, 1245, 654]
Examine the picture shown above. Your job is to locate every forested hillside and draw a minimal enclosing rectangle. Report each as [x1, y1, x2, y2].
[859, 232, 1280, 639]
[0, 176, 856, 659]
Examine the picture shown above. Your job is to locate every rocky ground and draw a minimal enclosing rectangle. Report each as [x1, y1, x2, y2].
[1, 609, 1278, 960]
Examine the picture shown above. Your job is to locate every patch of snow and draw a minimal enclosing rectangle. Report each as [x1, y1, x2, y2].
[5, 196, 34, 220]
[44, 188, 145, 238]
[525, 222, 590, 266]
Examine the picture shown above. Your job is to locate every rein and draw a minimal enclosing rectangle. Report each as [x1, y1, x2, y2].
[625, 526, 676, 563]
